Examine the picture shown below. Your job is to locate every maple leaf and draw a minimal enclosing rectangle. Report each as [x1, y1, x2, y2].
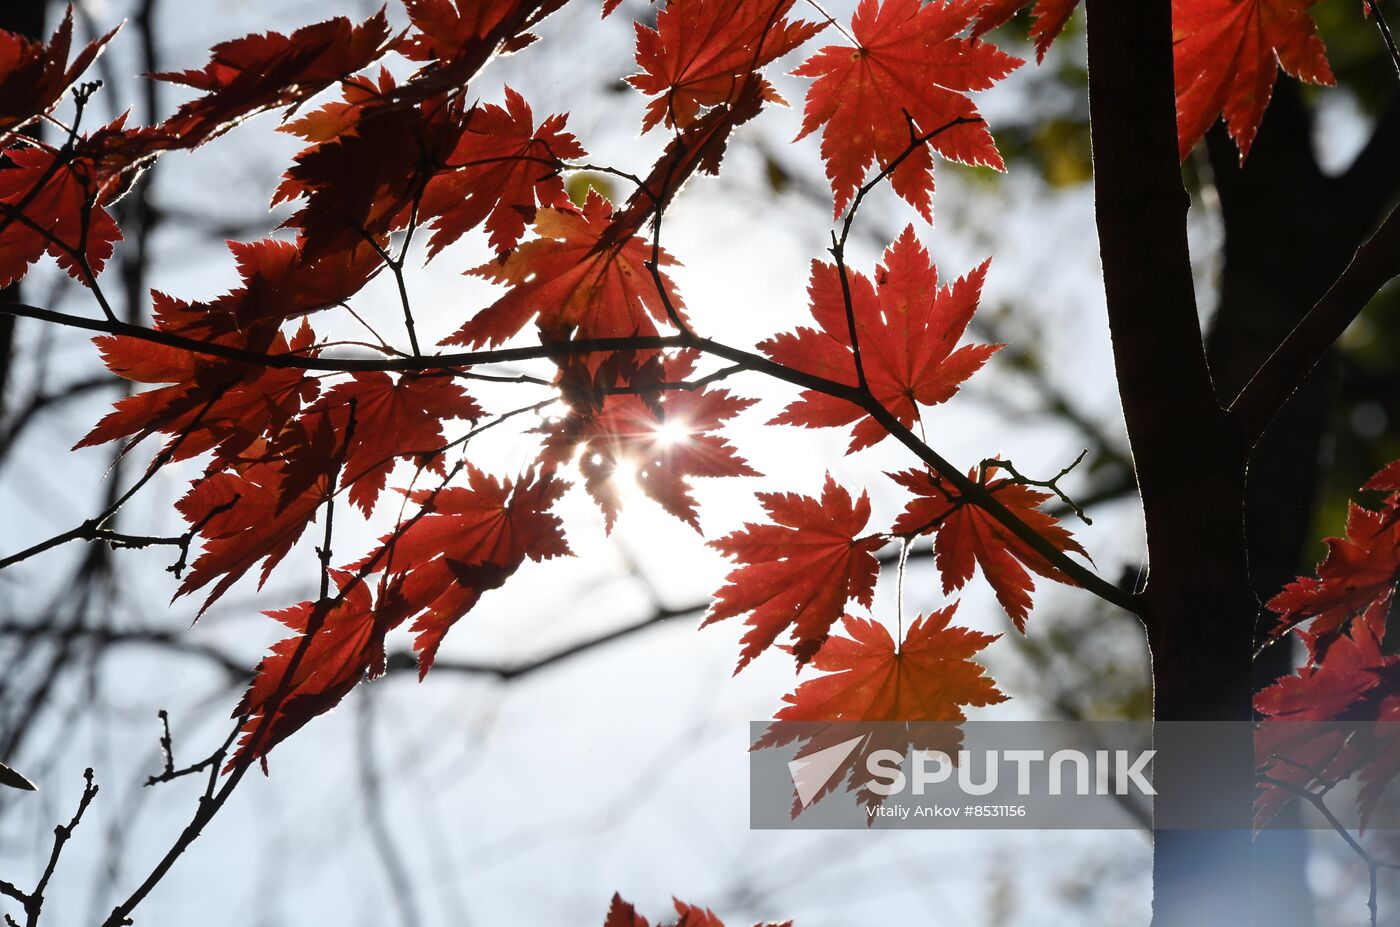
[152, 11, 395, 148]
[760, 225, 998, 451]
[890, 464, 1087, 630]
[443, 190, 686, 347]
[773, 607, 1005, 723]
[1265, 466, 1400, 647]
[305, 372, 483, 516]
[222, 237, 384, 329]
[362, 467, 571, 674]
[419, 87, 585, 256]
[1255, 597, 1400, 828]
[274, 98, 467, 260]
[793, 0, 1021, 218]
[0, 9, 117, 144]
[174, 451, 332, 614]
[603, 894, 791, 927]
[626, 0, 824, 132]
[754, 607, 1003, 814]
[399, 0, 559, 66]
[542, 351, 758, 531]
[706, 475, 885, 670]
[0, 146, 121, 289]
[400, 0, 519, 62]
[279, 70, 395, 144]
[1172, 0, 1334, 159]
[232, 573, 396, 766]
[77, 311, 320, 466]
[969, 0, 1077, 61]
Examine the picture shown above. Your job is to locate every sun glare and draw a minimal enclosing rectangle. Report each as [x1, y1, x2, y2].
[652, 419, 691, 448]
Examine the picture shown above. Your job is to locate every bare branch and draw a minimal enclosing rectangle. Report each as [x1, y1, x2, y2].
[1230, 204, 1400, 443]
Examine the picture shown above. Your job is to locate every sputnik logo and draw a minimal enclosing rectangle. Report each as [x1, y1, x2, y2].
[787, 735, 865, 808]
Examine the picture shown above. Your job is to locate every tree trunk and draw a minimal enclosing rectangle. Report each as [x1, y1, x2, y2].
[1084, 1, 1257, 923]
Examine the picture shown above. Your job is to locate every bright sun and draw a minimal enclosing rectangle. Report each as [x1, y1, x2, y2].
[652, 419, 691, 448]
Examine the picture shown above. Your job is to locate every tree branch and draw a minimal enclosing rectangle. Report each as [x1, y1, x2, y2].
[1229, 203, 1400, 443]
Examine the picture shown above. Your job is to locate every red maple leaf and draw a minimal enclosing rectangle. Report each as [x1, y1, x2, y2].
[401, 0, 518, 62]
[793, 0, 1021, 218]
[443, 190, 686, 347]
[1172, 0, 1334, 159]
[1256, 597, 1400, 828]
[626, 0, 824, 132]
[604, 894, 791, 927]
[706, 475, 885, 670]
[232, 572, 395, 766]
[274, 98, 467, 260]
[174, 450, 333, 614]
[279, 69, 395, 145]
[772, 607, 1005, 723]
[77, 311, 320, 466]
[400, 0, 556, 65]
[890, 464, 1087, 630]
[760, 225, 998, 451]
[0, 146, 121, 289]
[541, 351, 758, 531]
[1266, 465, 1400, 647]
[222, 237, 384, 329]
[969, 0, 1077, 61]
[419, 87, 585, 255]
[0, 9, 117, 143]
[305, 372, 484, 516]
[363, 467, 571, 674]
[153, 11, 395, 148]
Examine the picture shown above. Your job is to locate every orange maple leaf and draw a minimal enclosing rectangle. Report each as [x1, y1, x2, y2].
[774, 607, 1006, 723]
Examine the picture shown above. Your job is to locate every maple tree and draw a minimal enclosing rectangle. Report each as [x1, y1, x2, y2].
[0, 0, 1398, 925]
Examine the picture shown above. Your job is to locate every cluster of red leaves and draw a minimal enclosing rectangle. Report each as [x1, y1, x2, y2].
[0, 0, 1359, 793]
[1255, 462, 1400, 828]
[604, 893, 791, 927]
[705, 465, 1081, 691]
[542, 350, 758, 531]
[234, 467, 571, 763]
